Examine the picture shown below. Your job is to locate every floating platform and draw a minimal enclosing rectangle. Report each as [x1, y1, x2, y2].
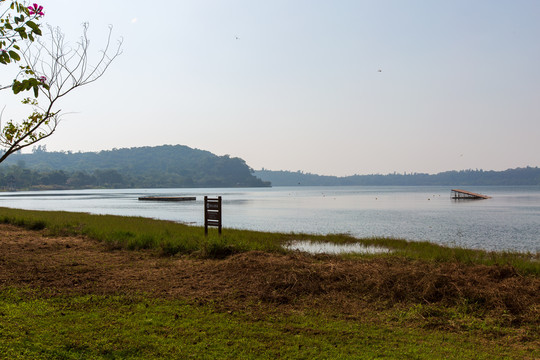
[138, 196, 196, 202]
[451, 189, 491, 200]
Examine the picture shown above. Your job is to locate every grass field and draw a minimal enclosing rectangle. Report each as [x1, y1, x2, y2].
[0, 207, 538, 359]
[1, 288, 536, 359]
[0, 207, 538, 274]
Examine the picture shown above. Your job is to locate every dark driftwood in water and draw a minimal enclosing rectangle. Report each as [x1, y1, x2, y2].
[138, 196, 196, 202]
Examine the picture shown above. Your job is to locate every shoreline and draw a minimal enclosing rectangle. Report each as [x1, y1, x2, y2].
[1, 185, 539, 254]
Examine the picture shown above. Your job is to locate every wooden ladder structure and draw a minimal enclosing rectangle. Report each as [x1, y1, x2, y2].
[451, 189, 491, 200]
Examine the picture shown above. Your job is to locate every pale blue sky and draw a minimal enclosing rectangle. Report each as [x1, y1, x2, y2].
[4, 0, 540, 176]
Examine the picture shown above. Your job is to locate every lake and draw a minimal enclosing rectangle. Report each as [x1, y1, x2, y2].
[0, 186, 538, 253]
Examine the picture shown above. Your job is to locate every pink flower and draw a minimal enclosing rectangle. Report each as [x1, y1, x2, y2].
[28, 3, 44, 16]
[38, 76, 47, 83]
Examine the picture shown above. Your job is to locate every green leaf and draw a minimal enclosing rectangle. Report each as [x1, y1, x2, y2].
[8, 50, 20, 61]
[13, 82, 22, 94]
[0, 51, 10, 64]
[26, 21, 41, 35]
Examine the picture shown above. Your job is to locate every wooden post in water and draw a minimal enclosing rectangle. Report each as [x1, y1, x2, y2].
[204, 196, 222, 236]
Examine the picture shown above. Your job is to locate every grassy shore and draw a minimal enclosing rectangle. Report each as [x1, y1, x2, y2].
[0, 207, 537, 274]
[0, 207, 538, 359]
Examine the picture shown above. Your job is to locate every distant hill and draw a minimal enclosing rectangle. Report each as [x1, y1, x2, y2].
[254, 167, 540, 186]
[0, 145, 270, 189]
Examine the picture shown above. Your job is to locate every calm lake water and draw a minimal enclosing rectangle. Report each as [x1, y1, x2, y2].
[0, 186, 538, 253]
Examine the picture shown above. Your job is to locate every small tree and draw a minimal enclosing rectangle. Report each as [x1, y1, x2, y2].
[0, 1, 122, 163]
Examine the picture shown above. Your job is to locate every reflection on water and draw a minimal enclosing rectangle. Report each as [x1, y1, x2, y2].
[0, 186, 538, 253]
[284, 241, 391, 255]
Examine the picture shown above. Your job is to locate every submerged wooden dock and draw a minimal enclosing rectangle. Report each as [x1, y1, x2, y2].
[138, 196, 196, 202]
[451, 189, 491, 200]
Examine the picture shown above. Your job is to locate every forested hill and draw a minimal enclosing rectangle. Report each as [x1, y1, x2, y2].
[0, 145, 270, 189]
[254, 167, 540, 186]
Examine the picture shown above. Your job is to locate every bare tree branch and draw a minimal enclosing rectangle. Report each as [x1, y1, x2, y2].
[0, 23, 122, 163]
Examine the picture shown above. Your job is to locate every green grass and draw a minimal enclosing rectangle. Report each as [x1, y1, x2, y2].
[0, 207, 538, 274]
[0, 288, 536, 360]
[0, 207, 286, 258]
[349, 236, 540, 275]
[0, 208, 538, 359]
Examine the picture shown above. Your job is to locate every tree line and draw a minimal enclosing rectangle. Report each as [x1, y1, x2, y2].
[254, 167, 540, 186]
[0, 145, 270, 190]
[0, 165, 123, 190]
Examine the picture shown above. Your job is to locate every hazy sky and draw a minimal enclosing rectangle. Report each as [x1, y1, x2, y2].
[3, 0, 540, 176]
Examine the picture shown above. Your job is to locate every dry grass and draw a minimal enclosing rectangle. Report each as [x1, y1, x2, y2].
[0, 224, 538, 328]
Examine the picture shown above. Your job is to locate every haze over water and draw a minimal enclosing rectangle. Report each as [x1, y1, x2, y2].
[1, 186, 538, 253]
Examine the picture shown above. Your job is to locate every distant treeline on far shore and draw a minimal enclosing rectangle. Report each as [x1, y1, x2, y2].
[254, 167, 540, 186]
[0, 144, 538, 190]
